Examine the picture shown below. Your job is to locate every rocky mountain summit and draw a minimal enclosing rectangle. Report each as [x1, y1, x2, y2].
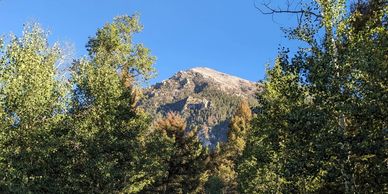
[141, 67, 261, 146]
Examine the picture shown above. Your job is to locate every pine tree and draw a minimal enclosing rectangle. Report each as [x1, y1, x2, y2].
[204, 144, 225, 194]
[226, 100, 252, 157]
[206, 100, 252, 194]
[148, 112, 209, 194]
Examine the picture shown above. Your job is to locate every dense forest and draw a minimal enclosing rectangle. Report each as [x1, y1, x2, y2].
[0, 0, 387, 193]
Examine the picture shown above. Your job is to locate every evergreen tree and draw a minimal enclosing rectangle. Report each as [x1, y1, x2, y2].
[204, 144, 225, 194]
[208, 100, 252, 194]
[148, 112, 209, 194]
[226, 100, 252, 157]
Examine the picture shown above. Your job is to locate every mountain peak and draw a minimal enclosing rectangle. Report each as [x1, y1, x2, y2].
[182, 67, 255, 94]
[142, 67, 261, 146]
[188, 67, 219, 74]
[187, 67, 252, 81]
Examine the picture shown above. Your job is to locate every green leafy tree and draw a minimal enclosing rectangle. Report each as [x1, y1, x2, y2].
[0, 24, 69, 193]
[238, 57, 315, 193]
[63, 15, 162, 193]
[239, 0, 387, 193]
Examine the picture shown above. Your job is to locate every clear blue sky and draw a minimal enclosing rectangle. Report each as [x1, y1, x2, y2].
[0, 0, 301, 84]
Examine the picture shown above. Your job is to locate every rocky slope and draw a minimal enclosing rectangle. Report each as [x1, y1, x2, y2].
[141, 67, 261, 146]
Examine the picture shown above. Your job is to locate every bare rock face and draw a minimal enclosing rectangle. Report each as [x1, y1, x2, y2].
[184, 96, 210, 111]
[189, 67, 257, 96]
[141, 67, 261, 146]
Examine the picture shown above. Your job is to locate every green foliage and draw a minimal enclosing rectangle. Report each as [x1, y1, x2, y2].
[0, 15, 163, 193]
[205, 101, 252, 194]
[0, 2, 386, 193]
[63, 14, 162, 193]
[86, 14, 156, 84]
[238, 0, 388, 193]
[0, 23, 69, 192]
[146, 112, 209, 194]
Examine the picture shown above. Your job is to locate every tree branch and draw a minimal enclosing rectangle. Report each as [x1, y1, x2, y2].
[254, 0, 323, 19]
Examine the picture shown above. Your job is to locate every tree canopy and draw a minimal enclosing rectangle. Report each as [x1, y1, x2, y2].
[238, 0, 387, 193]
[0, 1, 386, 193]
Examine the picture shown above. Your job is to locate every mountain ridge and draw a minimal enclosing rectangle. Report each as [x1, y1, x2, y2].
[141, 67, 261, 146]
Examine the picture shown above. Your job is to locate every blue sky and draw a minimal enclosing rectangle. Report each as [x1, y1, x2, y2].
[0, 0, 302, 85]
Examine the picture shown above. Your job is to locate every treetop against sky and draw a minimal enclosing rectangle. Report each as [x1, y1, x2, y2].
[0, 0, 303, 84]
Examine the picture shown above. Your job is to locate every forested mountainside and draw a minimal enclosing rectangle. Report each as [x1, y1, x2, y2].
[141, 67, 261, 146]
